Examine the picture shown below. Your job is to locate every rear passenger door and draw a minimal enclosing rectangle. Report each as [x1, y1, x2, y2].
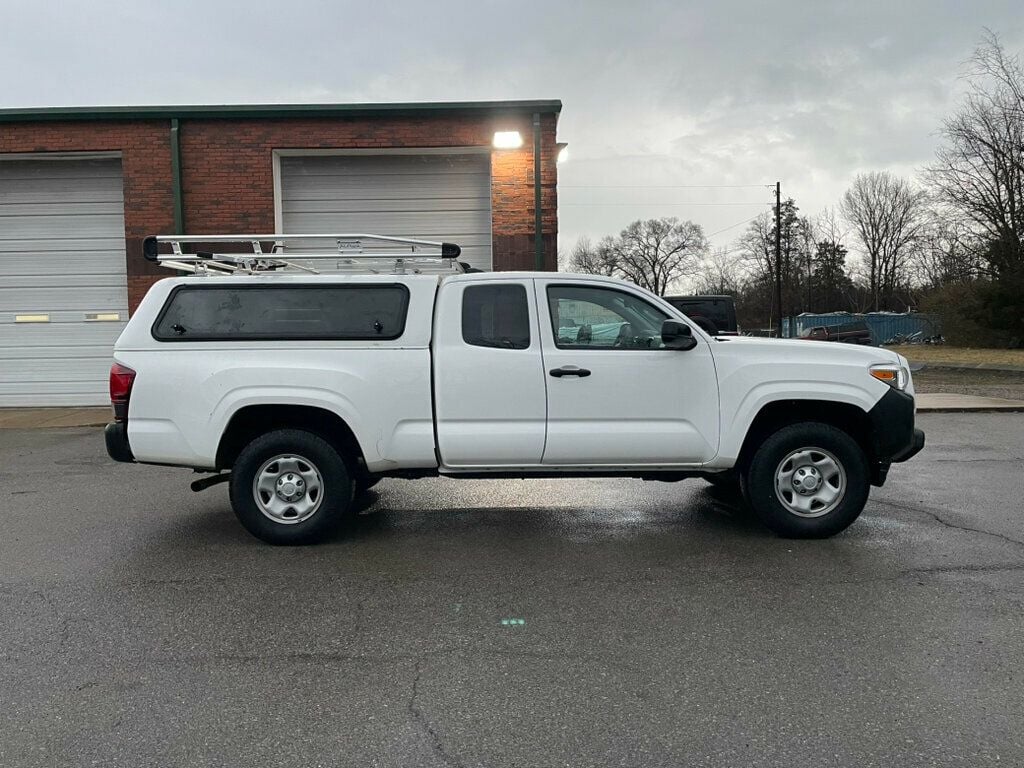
[433, 279, 547, 467]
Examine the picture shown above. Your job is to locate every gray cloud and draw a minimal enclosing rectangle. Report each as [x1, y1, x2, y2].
[1, 0, 1021, 249]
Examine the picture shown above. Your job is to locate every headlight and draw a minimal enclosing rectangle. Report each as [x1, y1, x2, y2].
[869, 364, 909, 391]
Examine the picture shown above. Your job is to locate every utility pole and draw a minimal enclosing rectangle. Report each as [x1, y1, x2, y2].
[806, 247, 812, 314]
[774, 181, 783, 338]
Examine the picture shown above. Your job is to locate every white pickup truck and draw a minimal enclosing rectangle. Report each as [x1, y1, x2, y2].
[105, 234, 924, 545]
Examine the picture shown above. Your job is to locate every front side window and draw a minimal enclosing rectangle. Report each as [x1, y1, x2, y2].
[153, 284, 409, 341]
[547, 285, 669, 350]
[461, 284, 530, 349]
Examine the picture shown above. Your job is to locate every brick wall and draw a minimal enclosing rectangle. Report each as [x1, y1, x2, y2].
[1, 110, 559, 311]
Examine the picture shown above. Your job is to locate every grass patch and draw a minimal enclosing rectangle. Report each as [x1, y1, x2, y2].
[885, 345, 1024, 367]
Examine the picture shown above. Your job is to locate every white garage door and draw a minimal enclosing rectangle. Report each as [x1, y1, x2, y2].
[0, 156, 128, 406]
[279, 153, 493, 270]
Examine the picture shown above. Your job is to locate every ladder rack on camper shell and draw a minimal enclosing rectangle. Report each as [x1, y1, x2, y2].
[142, 234, 469, 276]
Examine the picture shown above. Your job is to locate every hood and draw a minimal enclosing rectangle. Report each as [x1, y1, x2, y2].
[711, 335, 903, 365]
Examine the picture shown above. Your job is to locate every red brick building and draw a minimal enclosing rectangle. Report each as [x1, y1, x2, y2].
[0, 100, 561, 405]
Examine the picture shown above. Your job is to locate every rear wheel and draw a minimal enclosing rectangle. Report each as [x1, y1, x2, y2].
[229, 429, 352, 545]
[743, 422, 869, 538]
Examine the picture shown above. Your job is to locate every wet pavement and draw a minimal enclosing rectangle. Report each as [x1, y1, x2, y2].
[0, 413, 1022, 767]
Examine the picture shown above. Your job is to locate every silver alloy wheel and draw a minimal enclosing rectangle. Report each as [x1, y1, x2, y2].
[774, 447, 847, 518]
[253, 454, 324, 525]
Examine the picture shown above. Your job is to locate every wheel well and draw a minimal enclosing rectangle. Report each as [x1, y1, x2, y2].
[735, 400, 873, 471]
[216, 405, 366, 472]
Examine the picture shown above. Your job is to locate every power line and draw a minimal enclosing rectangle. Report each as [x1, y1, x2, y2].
[706, 244, 747, 256]
[560, 202, 771, 207]
[559, 184, 774, 189]
[706, 214, 766, 238]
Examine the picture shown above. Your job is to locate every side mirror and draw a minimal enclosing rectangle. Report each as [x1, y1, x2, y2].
[662, 319, 698, 350]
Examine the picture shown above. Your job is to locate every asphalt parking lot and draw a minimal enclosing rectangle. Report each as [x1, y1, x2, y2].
[1, 413, 1022, 767]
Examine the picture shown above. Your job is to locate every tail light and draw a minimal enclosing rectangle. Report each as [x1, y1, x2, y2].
[109, 363, 136, 422]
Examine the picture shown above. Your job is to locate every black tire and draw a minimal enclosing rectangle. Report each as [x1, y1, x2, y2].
[704, 470, 739, 489]
[702, 469, 753, 517]
[742, 422, 870, 538]
[229, 429, 353, 545]
[354, 476, 381, 496]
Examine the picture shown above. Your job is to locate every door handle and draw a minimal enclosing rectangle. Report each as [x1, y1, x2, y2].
[549, 366, 592, 378]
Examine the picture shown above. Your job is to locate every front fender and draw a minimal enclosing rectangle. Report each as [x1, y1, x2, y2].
[716, 379, 882, 463]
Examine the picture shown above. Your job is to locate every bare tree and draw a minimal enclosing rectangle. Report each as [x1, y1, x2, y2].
[911, 212, 980, 289]
[693, 248, 744, 295]
[794, 212, 817, 315]
[569, 218, 709, 295]
[736, 212, 775, 286]
[614, 218, 709, 295]
[814, 207, 848, 252]
[971, 28, 1024, 111]
[839, 171, 929, 310]
[736, 201, 816, 323]
[567, 236, 617, 276]
[808, 207, 857, 311]
[733, 212, 782, 328]
[926, 30, 1024, 276]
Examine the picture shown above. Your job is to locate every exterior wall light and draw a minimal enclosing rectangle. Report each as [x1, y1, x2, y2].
[493, 131, 523, 149]
[556, 143, 569, 163]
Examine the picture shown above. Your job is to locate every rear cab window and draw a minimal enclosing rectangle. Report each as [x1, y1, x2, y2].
[152, 284, 409, 341]
[461, 284, 531, 349]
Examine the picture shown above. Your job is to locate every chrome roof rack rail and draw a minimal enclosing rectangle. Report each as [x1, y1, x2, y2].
[142, 233, 468, 276]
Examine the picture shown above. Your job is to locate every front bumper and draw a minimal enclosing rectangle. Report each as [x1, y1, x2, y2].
[893, 427, 926, 462]
[104, 422, 135, 463]
[867, 388, 925, 485]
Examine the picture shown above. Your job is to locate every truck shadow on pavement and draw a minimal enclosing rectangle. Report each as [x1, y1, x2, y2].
[156, 481, 771, 551]
[346, 485, 766, 539]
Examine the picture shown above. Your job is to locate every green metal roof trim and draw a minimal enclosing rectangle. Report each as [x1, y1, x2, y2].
[0, 100, 562, 123]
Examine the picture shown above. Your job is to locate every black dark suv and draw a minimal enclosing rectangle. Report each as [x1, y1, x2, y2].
[663, 295, 738, 336]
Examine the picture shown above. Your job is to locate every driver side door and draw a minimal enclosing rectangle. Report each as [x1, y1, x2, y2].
[535, 279, 720, 466]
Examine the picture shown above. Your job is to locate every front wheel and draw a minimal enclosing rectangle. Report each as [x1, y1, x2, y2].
[229, 429, 353, 545]
[742, 422, 870, 538]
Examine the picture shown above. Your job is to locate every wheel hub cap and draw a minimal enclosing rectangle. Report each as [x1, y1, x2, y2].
[275, 473, 305, 502]
[253, 454, 324, 525]
[792, 466, 823, 494]
[774, 447, 847, 518]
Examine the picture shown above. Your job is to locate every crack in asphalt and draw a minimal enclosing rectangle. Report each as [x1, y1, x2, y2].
[143, 648, 463, 666]
[933, 457, 1024, 463]
[828, 562, 1024, 585]
[873, 498, 1024, 549]
[407, 655, 465, 768]
[0, 644, 639, 677]
[904, 563, 1024, 575]
[114, 645, 622, 670]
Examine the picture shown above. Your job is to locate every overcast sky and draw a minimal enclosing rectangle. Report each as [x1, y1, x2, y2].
[2, 0, 1022, 252]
